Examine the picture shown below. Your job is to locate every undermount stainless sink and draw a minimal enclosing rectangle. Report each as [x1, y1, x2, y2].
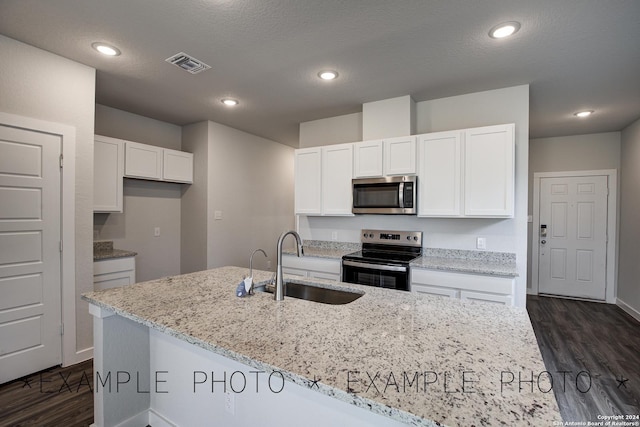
[262, 281, 363, 305]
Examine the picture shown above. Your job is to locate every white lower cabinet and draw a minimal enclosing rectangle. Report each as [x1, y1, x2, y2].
[281, 255, 341, 281]
[411, 268, 514, 306]
[93, 257, 136, 291]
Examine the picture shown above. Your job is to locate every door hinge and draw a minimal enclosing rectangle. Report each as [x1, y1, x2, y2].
[59, 240, 63, 252]
[60, 323, 64, 335]
[59, 153, 63, 169]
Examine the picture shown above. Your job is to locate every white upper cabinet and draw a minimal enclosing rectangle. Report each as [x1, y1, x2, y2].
[353, 140, 383, 178]
[383, 135, 416, 175]
[353, 136, 416, 178]
[124, 141, 193, 184]
[124, 141, 163, 180]
[294, 147, 322, 214]
[163, 149, 193, 183]
[294, 144, 354, 216]
[417, 123, 515, 218]
[417, 130, 462, 217]
[322, 143, 353, 215]
[464, 124, 514, 217]
[94, 135, 124, 213]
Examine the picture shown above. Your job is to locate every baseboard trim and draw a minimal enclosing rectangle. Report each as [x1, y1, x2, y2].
[617, 298, 640, 323]
[75, 346, 93, 363]
[148, 409, 178, 427]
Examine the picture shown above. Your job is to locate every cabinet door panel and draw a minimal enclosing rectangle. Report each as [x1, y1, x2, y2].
[464, 124, 514, 217]
[354, 140, 383, 178]
[417, 131, 461, 216]
[94, 136, 124, 212]
[294, 148, 322, 214]
[163, 149, 193, 183]
[412, 283, 459, 298]
[322, 143, 353, 215]
[125, 141, 163, 180]
[460, 290, 512, 305]
[384, 136, 416, 175]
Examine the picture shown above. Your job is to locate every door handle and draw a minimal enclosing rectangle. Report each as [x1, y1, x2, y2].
[541, 240, 546, 245]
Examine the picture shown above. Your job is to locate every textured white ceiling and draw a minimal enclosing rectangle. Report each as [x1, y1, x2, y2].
[1, 0, 639, 147]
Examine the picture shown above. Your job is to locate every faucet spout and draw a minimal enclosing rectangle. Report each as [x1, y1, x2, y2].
[274, 230, 303, 301]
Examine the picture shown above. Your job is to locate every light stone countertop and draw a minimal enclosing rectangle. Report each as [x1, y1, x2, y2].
[93, 240, 137, 261]
[411, 249, 518, 277]
[82, 266, 559, 426]
[283, 239, 361, 260]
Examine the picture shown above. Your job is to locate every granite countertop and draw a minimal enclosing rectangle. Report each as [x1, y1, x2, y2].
[93, 241, 137, 261]
[82, 266, 559, 426]
[411, 248, 518, 277]
[283, 240, 361, 260]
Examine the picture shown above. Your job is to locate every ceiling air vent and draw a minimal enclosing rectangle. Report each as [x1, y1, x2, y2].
[165, 52, 211, 74]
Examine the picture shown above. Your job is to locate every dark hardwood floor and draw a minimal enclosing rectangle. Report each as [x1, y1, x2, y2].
[0, 297, 638, 425]
[0, 359, 93, 427]
[527, 295, 640, 422]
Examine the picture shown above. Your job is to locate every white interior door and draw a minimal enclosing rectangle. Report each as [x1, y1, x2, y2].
[0, 124, 62, 384]
[538, 175, 608, 300]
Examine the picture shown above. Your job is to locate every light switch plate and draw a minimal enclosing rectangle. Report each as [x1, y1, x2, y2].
[214, 210, 223, 220]
[476, 237, 486, 250]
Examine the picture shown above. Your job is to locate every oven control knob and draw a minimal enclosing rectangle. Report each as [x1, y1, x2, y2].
[406, 236, 411, 240]
[413, 236, 419, 241]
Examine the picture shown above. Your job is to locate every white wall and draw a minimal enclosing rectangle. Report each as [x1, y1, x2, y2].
[299, 85, 530, 307]
[181, 121, 210, 274]
[0, 35, 96, 354]
[299, 112, 362, 148]
[207, 122, 295, 270]
[94, 105, 182, 282]
[528, 132, 621, 291]
[618, 117, 640, 318]
[180, 121, 295, 273]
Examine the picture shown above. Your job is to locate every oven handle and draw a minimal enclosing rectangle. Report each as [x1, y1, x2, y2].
[342, 260, 407, 273]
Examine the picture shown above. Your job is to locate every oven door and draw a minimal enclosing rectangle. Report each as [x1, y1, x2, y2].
[341, 260, 410, 291]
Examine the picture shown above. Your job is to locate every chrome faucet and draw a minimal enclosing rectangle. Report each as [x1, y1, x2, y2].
[249, 248, 267, 278]
[274, 230, 303, 301]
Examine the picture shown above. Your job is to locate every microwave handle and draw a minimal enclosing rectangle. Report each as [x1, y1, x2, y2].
[398, 182, 404, 208]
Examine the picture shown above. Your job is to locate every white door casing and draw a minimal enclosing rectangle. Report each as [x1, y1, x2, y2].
[534, 172, 614, 301]
[0, 124, 62, 383]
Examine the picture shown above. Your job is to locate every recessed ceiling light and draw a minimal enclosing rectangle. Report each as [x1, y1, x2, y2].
[489, 21, 521, 39]
[574, 110, 594, 118]
[221, 98, 239, 106]
[318, 70, 338, 80]
[92, 42, 121, 56]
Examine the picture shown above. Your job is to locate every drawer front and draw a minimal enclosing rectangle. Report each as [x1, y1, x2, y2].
[308, 271, 340, 282]
[412, 283, 459, 298]
[94, 257, 135, 276]
[460, 290, 512, 305]
[281, 255, 341, 275]
[411, 268, 514, 295]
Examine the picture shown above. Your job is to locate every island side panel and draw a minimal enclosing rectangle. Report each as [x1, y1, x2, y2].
[148, 328, 413, 427]
[90, 304, 151, 427]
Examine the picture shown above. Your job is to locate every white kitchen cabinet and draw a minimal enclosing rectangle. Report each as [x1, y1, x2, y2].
[124, 141, 163, 180]
[411, 268, 515, 306]
[322, 143, 354, 215]
[94, 135, 124, 213]
[163, 148, 193, 183]
[294, 147, 322, 215]
[383, 135, 416, 175]
[417, 130, 462, 217]
[282, 255, 341, 281]
[294, 144, 353, 216]
[464, 124, 515, 217]
[353, 140, 383, 178]
[93, 257, 136, 291]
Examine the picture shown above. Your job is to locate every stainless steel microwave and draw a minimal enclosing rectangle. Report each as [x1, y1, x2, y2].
[352, 176, 417, 214]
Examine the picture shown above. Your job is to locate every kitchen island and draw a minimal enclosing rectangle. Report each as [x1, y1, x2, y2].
[82, 266, 560, 426]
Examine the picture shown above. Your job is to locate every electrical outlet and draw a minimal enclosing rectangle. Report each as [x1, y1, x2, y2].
[267, 260, 272, 270]
[476, 237, 486, 250]
[224, 392, 235, 415]
[331, 231, 338, 241]
[154, 227, 161, 237]
[214, 210, 223, 220]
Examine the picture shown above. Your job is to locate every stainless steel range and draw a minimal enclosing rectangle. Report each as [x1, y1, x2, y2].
[341, 229, 423, 291]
